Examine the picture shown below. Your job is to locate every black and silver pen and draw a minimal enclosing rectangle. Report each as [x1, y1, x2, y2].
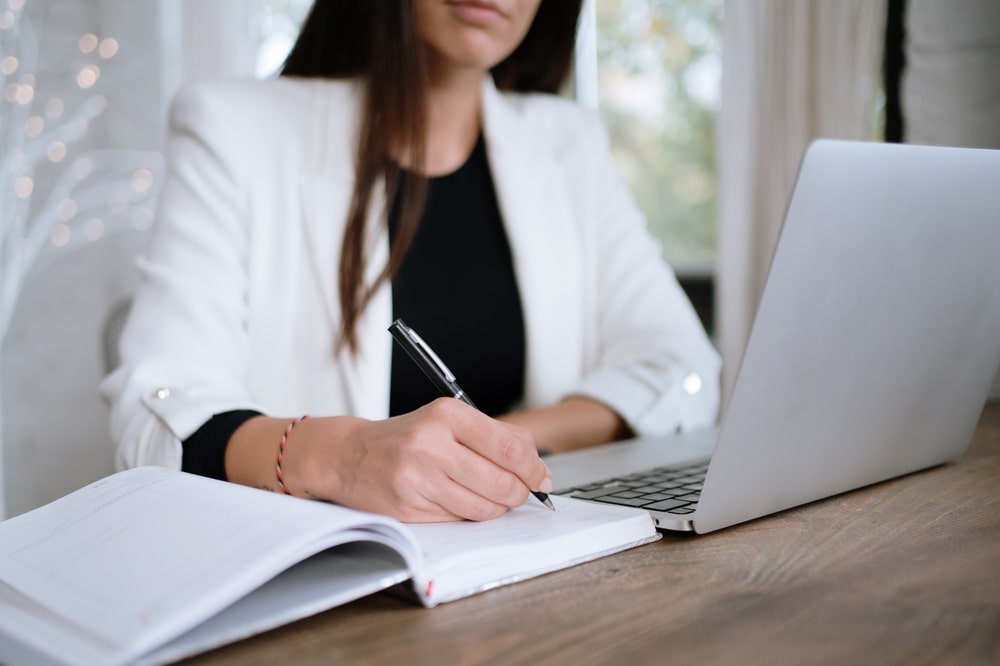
[388, 318, 555, 511]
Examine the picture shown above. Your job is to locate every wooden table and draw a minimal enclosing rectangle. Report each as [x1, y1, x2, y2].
[186, 402, 1000, 665]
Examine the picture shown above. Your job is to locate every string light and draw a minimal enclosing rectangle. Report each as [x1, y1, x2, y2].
[1, 7, 163, 522]
[76, 64, 100, 89]
[78, 33, 98, 54]
[5, 81, 34, 104]
[13, 175, 34, 198]
[50, 223, 71, 247]
[97, 38, 118, 59]
[130, 168, 154, 193]
[24, 115, 43, 137]
[0, 55, 17, 75]
[46, 141, 67, 163]
[57, 198, 78, 222]
[16, 84, 33, 104]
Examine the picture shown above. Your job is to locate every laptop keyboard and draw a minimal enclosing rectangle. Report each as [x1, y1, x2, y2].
[553, 460, 708, 515]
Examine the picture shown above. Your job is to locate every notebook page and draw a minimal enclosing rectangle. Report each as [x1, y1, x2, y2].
[139, 541, 413, 666]
[0, 467, 418, 665]
[407, 496, 659, 606]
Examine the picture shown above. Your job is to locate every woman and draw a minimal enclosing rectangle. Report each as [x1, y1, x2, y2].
[102, 0, 720, 523]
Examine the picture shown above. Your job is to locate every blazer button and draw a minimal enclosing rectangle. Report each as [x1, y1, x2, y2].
[681, 373, 702, 395]
[152, 388, 171, 400]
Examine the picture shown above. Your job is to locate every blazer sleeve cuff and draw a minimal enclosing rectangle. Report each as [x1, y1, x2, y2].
[572, 362, 720, 437]
[110, 383, 269, 471]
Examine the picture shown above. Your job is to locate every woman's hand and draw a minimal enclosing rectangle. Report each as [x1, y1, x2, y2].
[226, 398, 552, 523]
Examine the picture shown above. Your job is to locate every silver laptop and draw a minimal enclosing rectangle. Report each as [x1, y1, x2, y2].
[549, 139, 1000, 533]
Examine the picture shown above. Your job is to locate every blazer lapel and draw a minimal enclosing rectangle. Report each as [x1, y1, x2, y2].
[481, 80, 585, 407]
[298, 81, 392, 419]
[297, 79, 586, 418]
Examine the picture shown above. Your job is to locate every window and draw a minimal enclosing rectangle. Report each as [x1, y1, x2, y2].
[592, 0, 722, 275]
[250, 0, 313, 79]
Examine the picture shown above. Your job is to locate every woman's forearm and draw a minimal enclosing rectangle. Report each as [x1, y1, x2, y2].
[224, 401, 553, 522]
[497, 396, 630, 454]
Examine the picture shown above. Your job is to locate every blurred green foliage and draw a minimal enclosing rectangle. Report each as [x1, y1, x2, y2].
[596, 0, 722, 267]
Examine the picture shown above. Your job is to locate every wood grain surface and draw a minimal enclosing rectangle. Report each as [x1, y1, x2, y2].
[184, 402, 1000, 666]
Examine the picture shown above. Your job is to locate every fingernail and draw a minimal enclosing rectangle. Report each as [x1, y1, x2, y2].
[539, 476, 553, 493]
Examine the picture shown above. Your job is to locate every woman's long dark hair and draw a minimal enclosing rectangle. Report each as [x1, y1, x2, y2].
[282, 0, 584, 354]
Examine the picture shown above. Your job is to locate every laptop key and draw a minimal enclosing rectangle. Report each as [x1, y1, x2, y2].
[608, 490, 643, 499]
[577, 482, 612, 491]
[644, 498, 692, 512]
[668, 507, 696, 515]
[593, 496, 651, 507]
[569, 486, 622, 500]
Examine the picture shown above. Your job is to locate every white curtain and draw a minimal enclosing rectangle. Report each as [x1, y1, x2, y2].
[715, 1, 887, 408]
[903, 0, 1000, 399]
[903, 0, 1000, 150]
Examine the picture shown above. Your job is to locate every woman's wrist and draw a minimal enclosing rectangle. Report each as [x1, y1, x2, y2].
[281, 415, 369, 501]
[182, 410, 263, 481]
[224, 414, 368, 500]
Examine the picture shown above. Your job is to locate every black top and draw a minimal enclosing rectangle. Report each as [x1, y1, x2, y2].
[182, 134, 525, 479]
[388, 134, 526, 417]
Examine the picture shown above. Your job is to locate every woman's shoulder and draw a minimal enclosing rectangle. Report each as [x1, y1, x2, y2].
[495, 89, 608, 153]
[165, 77, 363, 175]
[499, 90, 602, 131]
[489, 89, 611, 170]
[169, 76, 358, 130]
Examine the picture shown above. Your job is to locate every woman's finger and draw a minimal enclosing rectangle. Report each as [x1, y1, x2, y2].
[433, 399, 551, 494]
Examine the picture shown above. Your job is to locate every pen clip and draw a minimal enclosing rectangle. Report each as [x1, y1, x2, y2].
[406, 327, 457, 383]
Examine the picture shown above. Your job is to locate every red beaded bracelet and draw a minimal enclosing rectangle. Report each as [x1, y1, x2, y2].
[275, 415, 309, 495]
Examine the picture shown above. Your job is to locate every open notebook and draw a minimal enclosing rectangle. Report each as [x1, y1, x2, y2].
[0, 466, 657, 666]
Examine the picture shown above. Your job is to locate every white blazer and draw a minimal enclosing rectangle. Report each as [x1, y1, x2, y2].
[102, 76, 721, 470]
